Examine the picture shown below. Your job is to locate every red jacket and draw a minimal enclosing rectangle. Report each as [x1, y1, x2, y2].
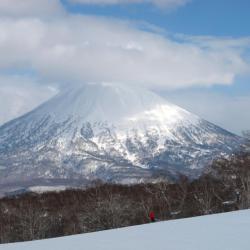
[149, 211, 155, 221]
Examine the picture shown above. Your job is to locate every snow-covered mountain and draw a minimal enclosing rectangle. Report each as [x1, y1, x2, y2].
[0, 83, 241, 188]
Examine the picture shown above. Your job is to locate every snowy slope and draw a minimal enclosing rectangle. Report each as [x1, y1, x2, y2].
[0, 83, 241, 188]
[1, 210, 250, 250]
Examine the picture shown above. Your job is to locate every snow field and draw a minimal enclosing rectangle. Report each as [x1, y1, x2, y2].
[1, 209, 250, 250]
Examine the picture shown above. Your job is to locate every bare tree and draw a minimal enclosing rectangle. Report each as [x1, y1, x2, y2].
[192, 175, 220, 215]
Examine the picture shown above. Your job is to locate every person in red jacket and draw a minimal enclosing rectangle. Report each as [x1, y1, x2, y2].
[149, 211, 155, 222]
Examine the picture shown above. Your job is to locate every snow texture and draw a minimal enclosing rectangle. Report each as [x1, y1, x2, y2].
[28, 186, 67, 193]
[1, 210, 250, 250]
[0, 83, 242, 188]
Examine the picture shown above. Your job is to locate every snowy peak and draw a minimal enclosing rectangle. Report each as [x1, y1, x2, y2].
[24, 83, 199, 128]
[0, 83, 242, 187]
[33, 83, 167, 122]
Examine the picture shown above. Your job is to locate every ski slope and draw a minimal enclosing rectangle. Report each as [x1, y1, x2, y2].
[1, 210, 250, 250]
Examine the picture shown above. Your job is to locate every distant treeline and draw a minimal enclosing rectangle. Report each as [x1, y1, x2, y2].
[0, 150, 250, 244]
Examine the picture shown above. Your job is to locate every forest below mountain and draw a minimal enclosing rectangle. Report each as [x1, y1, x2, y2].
[0, 141, 249, 244]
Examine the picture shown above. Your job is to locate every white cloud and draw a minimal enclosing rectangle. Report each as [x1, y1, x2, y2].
[162, 91, 250, 135]
[0, 16, 249, 90]
[68, 0, 190, 8]
[0, 0, 65, 18]
[0, 75, 57, 125]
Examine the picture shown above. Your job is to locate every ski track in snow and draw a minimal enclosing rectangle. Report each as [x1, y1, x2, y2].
[1, 210, 250, 250]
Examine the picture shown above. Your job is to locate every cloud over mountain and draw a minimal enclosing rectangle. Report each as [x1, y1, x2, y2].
[0, 15, 249, 89]
[0, 0, 249, 129]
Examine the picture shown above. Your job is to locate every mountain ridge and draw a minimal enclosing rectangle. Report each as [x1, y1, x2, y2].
[0, 83, 242, 189]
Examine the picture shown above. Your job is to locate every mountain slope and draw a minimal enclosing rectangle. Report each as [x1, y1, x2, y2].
[1, 210, 249, 250]
[0, 83, 241, 187]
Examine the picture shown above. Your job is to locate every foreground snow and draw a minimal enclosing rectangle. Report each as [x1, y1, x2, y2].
[1, 210, 250, 250]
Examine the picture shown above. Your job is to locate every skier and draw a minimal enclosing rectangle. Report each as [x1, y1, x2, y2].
[149, 211, 155, 222]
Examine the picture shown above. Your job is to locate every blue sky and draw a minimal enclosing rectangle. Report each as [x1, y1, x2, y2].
[63, 0, 250, 37]
[0, 0, 249, 134]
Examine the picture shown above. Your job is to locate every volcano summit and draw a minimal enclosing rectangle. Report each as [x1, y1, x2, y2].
[0, 84, 241, 190]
